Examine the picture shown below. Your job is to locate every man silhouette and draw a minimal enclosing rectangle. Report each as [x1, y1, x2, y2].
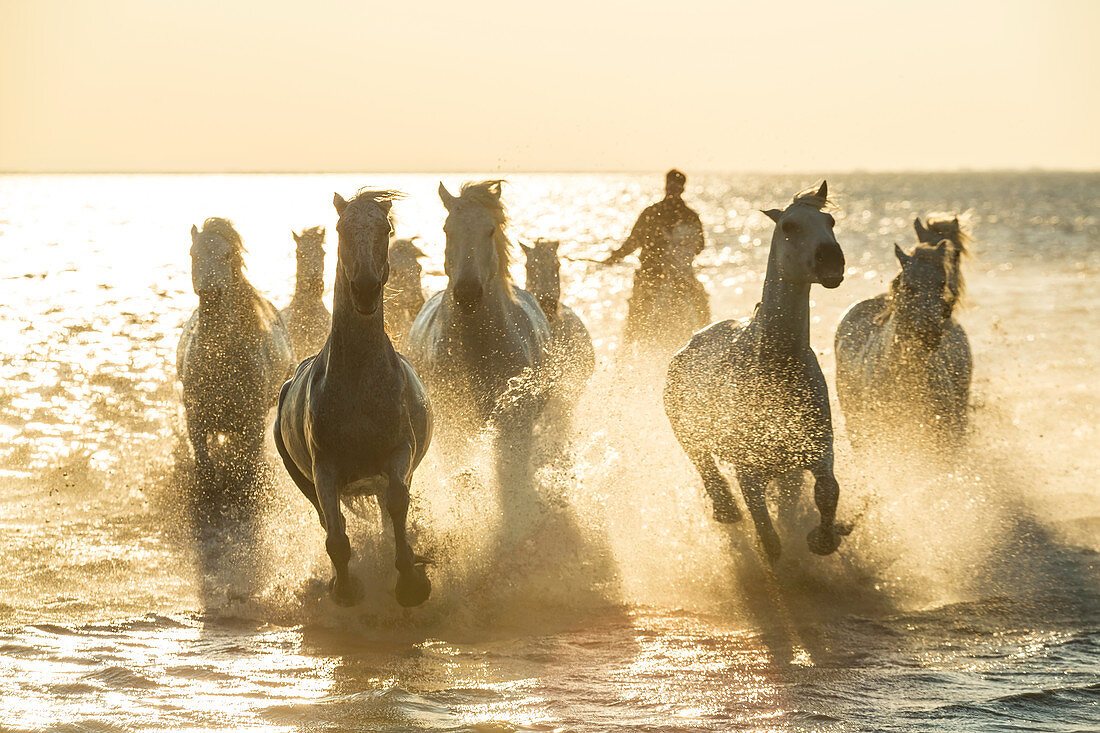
[605, 169, 710, 345]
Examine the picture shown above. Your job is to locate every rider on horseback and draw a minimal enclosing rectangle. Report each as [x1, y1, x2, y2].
[604, 169, 710, 345]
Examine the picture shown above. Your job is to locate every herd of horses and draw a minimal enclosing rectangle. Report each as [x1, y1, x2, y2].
[177, 180, 972, 607]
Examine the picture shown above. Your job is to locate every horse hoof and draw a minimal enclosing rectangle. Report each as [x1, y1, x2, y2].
[807, 526, 842, 556]
[329, 576, 362, 607]
[395, 566, 431, 608]
[713, 501, 742, 524]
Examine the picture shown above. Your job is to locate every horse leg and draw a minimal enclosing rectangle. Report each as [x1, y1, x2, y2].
[386, 442, 431, 607]
[806, 464, 850, 556]
[314, 463, 358, 605]
[187, 418, 217, 505]
[687, 449, 740, 523]
[272, 417, 322, 522]
[735, 466, 781, 561]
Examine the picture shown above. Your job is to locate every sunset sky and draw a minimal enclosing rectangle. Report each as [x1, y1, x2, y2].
[1, 0, 1097, 173]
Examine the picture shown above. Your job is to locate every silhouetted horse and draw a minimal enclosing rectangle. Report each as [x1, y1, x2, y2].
[177, 218, 295, 503]
[522, 239, 595, 426]
[383, 237, 427, 353]
[273, 190, 433, 607]
[280, 226, 331, 360]
[835, 216, 972, 451]
[664, 182, 850, 561]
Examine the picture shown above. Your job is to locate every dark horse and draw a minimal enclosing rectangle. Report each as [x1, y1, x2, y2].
[835, 216, 972, 451]
[273, 191, 433, 607]
[177, 218, 295, 505]
[664, 182, 850, 561]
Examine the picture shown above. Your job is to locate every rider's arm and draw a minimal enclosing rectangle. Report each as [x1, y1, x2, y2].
[605, 209, 650, 264]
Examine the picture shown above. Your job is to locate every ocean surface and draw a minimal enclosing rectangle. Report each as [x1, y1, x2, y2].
[0, 172, 1098, 732]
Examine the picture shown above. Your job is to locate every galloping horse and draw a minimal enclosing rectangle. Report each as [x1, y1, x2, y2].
[273, 190, 433, 607]
[280, 226, 331, 360]
[406, 181, 551, 479]
[834, 216, 972, 450]
[177, 218, 296, 500]
[383, 237, 427, 353]
[664, 182, 850, 561]
[522, 239, 595, 419]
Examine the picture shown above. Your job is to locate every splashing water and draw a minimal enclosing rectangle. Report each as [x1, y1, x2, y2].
[1, 172, 1098, 731]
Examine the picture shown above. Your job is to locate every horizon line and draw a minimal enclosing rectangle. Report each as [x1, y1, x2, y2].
[2, 167, 1097, 176]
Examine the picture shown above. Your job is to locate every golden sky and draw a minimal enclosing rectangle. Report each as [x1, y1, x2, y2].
[1, 0, 1097, 172]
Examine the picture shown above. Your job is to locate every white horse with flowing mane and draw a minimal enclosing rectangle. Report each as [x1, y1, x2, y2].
[834, 215, 972, 451]
[280, 225, 331, 360]
[664, 182, 851, 561]
[177, 218, 296, 503]
[273, 190, 433, 607]
[406, 181, 552, 487]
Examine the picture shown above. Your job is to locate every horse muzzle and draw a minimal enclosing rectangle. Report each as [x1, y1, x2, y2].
[350, 278, 384, 315]
[814, 242, 845, 289]
[453, 277, 484, 308]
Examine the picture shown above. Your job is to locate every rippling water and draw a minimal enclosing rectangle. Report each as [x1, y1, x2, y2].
[1, 172, 1098, 731]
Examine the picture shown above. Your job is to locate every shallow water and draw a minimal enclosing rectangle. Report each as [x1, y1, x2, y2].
[1, 172, 1098, 731]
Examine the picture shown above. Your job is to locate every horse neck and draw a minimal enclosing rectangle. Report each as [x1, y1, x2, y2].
[755, 231, 811, 362]
[198, 279, 260, 349]
[328, 269, 393, 372]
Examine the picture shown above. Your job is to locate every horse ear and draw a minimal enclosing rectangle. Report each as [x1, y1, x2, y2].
[190, 224, 199, 241]
[914, 217, 930, 241]
[318, 226, 325, 238]
[438, 182, 457, 210]
[488, 181, 502, 199]
[292, 230, 301, 244]
[816, 180, 828, 200]
[762, 209, 783, 223]
[549, 240, 559, 253]
[378, 198, 392, 213]
[333, 193, 348, 215]
[519, 241, 533, 255]
[894, 243, 911, 265]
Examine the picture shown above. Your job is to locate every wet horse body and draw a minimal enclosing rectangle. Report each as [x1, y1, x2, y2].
[280, 226, 331, 360]
[177, 218, 296, 501]
[407, 182, 551, 440]
[522, 239, 595, 416]
[835, 217, 972, 450]
[273, 191, 432, 607]
[664, 183, 849, 560]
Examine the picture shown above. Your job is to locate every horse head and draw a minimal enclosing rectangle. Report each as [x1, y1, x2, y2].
[439, 180, 514, 309]
[190, 217, 245, 304]
[387, 237, 426, 301]
[292, 225, 326, 295]
[892, 240, 955, 350]
[763, 180, 844, 288]
[521, 239, 561, 316]
[333, 190, 399, 316]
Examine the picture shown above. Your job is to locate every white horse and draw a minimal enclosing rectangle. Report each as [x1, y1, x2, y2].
[273, 191, 433, 607]
[177, 218, 295, 503]
[521, 239, 595, 425]
[835, 216, 972, 451]
[664, 182, 850, 561]
[406, 181, 552, 487]
[280, 226, 331, 360]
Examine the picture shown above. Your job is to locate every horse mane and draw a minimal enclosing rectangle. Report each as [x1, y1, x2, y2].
[457, 180, 515, 292]
[790, 185, 831, 211]
[201, 217, 246, 269]
[341, 189, 403, 226]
